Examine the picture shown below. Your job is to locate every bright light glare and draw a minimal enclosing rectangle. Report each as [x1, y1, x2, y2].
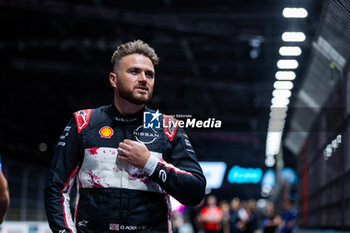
[277, 59, 299, 69]
[279, 46, 302, 56]
[275, 71, 296, 80]
[268, 120, 285, 132]
[283, 8, 308, 18]
[273, 89, 291, 98]
[271, 97, 290, 108]
[282, 32, 306, 42]
[265, 157, 276, 167]
[266, 132, 283, 140]
[266, 131, 282, 156]
[274, 81, 294, 90]
[269, 118, 285, 125]
[270, 110, 287, 120]
[270, 107, 288, 115]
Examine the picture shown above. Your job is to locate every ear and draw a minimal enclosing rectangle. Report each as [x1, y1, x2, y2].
[109, 72, 117, 88]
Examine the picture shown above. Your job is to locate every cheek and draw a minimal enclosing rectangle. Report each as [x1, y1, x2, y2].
[120, 77, 134, 87]
[149, 80, 155, 89]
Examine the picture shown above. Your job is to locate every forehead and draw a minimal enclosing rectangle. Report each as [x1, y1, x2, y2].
[120, 54, 154, 71]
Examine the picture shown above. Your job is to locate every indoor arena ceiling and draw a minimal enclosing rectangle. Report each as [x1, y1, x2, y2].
[0, 0, 324, 168]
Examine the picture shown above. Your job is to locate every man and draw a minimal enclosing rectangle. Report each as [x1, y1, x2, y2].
[45, 40, 206, 233]
[0, 157, 9, 224]
[199, 195, 223, 233]
[279, 199, 297, 233]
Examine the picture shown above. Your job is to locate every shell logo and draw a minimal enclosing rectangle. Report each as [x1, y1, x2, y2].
[99, 126, 114, 138]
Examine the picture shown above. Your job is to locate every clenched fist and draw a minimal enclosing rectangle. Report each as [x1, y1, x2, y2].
[118, 139, 151, 168]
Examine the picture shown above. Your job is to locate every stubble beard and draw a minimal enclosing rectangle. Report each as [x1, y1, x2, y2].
[118, 84, 153, 105]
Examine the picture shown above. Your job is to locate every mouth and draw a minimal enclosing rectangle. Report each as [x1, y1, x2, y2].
[135, 86, 148, 93]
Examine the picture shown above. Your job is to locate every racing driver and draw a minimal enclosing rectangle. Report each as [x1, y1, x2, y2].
[45, 40, 206, 233]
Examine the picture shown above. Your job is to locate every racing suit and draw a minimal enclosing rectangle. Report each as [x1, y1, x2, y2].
[45, 105, 206, 233]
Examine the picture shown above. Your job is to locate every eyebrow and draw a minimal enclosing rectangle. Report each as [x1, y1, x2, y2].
[127, 67, 154, 74]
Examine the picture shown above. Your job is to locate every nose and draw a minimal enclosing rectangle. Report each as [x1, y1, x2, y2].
[138, 72, 147, 83]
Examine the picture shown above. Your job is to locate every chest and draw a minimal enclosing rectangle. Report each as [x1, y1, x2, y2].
[81, 122, 170, 153]
[77, 122, 170, 191]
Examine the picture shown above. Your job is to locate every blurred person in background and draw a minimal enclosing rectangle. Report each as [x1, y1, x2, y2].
[199, 195, 223, 233]
[245, 200, 259, 233]
[219, 200, 230, 233]
[279, 199, 297, 233]
[260, 202, 281, 233]
[184, 199, 205, 233]
[0, 157, 9, 224]
[229, 198, 244, 233]
[172, 210, 184, 233]
[45, 40, 206, 233]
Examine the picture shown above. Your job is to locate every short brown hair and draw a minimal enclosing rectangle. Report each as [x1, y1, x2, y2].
[111, 40, 159, 72]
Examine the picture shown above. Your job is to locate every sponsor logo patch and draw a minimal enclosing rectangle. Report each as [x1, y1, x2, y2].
[99, 126, 114, 138]
[78, 220, 89, 227]
[163, 115, 179, 142]
[74, 109, 92, 133]
[133, 126, 159, 144]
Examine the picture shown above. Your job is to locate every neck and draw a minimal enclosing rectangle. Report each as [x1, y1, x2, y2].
[113, 94, 144, 116]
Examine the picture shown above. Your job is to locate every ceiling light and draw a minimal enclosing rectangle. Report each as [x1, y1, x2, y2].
[270, 107, 288, 117]
[277, 59, 299, 69]
[274, 81, 294, 90]
[275, 71, 296, 80]
[39, 143, 48, 152]
[268, 120, 285, 132]
[265, 157, 276, 167]
[270, 107, 288, 118]
[266, 143, 281, 156]
[283, 8, 308, 18]
[271, 97, 290, 107]
[282, 32, 306, 42]
[266, 131, 283, 140]
[273, 89, 291, 98]
[279, 46, 302, 56]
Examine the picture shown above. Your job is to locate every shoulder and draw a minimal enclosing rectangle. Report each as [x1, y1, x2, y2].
[73, 105, 109, 133]
[161, 113, 182, 142]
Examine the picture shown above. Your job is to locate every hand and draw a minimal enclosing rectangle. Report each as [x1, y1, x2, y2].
[118, 139, 151, 168]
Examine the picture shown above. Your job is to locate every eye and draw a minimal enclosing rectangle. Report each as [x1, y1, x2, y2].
[146, 71, 154, 79]
[129, 69, 139, 75]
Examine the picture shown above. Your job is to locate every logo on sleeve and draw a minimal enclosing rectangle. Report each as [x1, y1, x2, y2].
[74, 109, 92, 133]
[163, 115, 179, 142]
[159, 170, 167, 182]
[99, 126, 114, 138]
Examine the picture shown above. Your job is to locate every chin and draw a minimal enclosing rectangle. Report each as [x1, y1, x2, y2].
[130, 97, 149, 105]
[134, 93, 151, 102]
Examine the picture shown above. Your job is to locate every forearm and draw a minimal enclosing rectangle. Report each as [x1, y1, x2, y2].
[145, 155, 206, 205]
[0, 173, 9, 223]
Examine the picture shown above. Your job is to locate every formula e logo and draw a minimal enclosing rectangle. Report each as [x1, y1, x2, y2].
[143, 110, 161, 129]
[159, 170, 167, 182]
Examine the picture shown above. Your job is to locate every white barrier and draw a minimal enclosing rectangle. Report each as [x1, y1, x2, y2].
[0, 221, 51, 233]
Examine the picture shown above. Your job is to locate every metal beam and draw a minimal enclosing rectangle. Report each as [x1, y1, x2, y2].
[0, 0, 236, 37]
